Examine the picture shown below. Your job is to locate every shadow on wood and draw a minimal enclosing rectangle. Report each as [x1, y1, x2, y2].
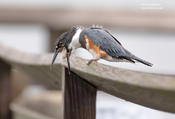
[62, 68, 97, 119]
[0, 59, 12, 119]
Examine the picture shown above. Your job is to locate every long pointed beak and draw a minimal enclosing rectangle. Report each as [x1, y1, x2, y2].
[51, 49, 59, 69]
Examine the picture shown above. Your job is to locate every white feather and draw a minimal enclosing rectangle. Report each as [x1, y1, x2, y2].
[69, 28, 82, 49]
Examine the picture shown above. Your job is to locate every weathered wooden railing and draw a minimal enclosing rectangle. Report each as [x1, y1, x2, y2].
[0, 43, 175, 119]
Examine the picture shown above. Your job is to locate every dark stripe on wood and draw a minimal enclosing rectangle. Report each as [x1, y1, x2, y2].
[0, 59, 11, 119]
[62, 68, 97, 119]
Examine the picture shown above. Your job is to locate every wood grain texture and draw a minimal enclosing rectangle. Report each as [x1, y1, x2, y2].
[62, 68, 97, 119]
[0, 59, 11, 119]
[1, 43, 175, 113]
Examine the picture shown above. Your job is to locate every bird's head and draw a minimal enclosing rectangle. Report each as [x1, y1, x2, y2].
[51, 26, 78, 67]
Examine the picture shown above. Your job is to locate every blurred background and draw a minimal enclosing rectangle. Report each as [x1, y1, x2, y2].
[0, 0, 175, 119]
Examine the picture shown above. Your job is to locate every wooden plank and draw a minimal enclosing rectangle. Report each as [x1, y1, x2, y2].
[0, 7, 175, 31]
[1, 43, 175, 113]
[62, 68, 97, 119]
[0, 59, 11, 119]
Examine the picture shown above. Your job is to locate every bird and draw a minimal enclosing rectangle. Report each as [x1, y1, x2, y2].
[51, 26, 153, 71]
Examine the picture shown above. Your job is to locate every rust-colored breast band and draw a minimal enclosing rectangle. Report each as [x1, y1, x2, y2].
[100, 50, 108, 58]
[85, 35, 100, 56]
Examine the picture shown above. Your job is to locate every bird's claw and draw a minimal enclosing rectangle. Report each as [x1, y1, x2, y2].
[87, 58, 99, 65]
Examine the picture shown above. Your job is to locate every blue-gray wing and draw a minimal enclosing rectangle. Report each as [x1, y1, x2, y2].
[80, 28, 128, 58]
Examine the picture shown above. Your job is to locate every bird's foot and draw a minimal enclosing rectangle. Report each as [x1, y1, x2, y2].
[62, 48, 72, 59]
[87, 58, 99, 65]
[68, 48, 72, 57]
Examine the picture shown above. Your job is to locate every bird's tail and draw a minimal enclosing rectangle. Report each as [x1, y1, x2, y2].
[132, 56, 153, 67]
[124, 49, 153, 67]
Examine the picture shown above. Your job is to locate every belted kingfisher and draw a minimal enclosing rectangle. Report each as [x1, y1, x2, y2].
[51, 26, 153, 70]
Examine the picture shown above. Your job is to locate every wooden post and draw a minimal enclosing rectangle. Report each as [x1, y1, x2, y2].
[0, 59, 11, 119]
[62, 68, 97, 119]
